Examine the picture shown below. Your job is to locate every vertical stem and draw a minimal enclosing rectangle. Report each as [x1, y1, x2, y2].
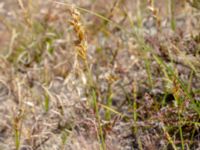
[169, 0, 176, 30]
[132, 82, 143, 150]
[15, 127, 20, 150]
[145, 59, 153, 89]
[136, 0, 142, 28]
[92, 90, 106, 150]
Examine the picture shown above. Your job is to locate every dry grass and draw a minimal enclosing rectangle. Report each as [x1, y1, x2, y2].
[0, 0, 200, 150]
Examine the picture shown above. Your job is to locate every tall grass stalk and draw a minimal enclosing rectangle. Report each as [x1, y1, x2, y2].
[13, 78, 24, 150]
[168, 0, 176, 30]
[162, 124, 178, 150]
[144, 59, 153, 89]
[136, 0, 142, 28]
[69, 6, 106, 150]
[132, 82, 143, 150]
[92, 90, 106, 150]
[105, 84, 113, 121]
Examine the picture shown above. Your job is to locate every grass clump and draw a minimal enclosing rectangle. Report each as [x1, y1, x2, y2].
[0, 0, 199, 150]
